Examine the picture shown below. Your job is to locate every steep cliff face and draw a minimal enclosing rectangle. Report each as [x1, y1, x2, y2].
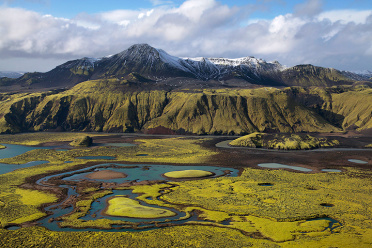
[0, 81, 370, 134]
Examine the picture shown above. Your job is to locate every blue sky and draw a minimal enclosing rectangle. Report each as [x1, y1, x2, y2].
[1, 0, 372, 72]
[4, 0, 372, 18]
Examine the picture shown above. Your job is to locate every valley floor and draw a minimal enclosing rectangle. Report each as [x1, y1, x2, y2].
[0, 132, 371, 247]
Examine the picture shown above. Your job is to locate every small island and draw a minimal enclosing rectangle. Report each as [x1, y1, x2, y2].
[0, 145, 6, 149]
[105, 196, 176, 218]
[69, 136, 93, 147]
[86, 170, 127, 180]
[229, 132, 340, 150]
[164, 170, 214, 179]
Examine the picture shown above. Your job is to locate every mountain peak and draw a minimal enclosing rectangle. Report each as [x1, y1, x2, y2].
[128, 43, 154, 50]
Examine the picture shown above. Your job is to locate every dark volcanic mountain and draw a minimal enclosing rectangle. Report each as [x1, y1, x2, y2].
[0, 44, 370, 92]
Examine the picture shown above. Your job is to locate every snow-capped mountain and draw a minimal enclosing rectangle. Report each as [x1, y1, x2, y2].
[0, 71, 24, 79]
[341, 70, 372, 81]
[91, 44, 285, 85]
[2, 44, 370, 91]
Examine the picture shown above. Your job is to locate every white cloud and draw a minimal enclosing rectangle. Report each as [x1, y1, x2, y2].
[0, 1, 372, 72]
[317, 10, 372, 24]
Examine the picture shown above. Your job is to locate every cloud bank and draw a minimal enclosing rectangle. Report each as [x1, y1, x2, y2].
[0, 0, 372, 71]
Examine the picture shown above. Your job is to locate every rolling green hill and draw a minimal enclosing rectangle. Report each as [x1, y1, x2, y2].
[0, 80, 370, 135]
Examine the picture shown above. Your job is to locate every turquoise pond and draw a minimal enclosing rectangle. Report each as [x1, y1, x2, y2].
[257, 163, 313, 172]
[348, 159, 368, 164]
[321, 169, 342, 173]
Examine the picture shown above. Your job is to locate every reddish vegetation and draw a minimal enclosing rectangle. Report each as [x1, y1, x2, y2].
[86, 170, 127, 180]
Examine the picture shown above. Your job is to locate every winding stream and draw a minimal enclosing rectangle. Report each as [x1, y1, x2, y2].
[35, 163, 239, 232]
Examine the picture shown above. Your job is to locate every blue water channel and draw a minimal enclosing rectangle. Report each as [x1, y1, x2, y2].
[36, 163, 239, 232]
[0, 143, 62, 174]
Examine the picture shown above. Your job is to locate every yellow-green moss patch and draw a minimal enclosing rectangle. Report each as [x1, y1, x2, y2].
[164, 170, 213, 178]
[15, 188, 58, 206]
[230, 133, 340, 150]
[105, 196, 176, 218]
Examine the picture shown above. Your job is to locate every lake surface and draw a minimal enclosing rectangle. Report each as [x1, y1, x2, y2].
[0, 143, 56, 159]
[0, 143, 62, 175]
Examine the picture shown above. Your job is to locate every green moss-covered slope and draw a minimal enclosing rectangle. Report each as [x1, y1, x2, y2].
[229, 133, 340, 150]
[0, 81, 371, 134]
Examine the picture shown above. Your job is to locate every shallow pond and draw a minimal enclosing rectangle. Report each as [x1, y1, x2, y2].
[257, 163, 312, 172]
[321, 169, 342, 173]
[348, 159, 368, 164]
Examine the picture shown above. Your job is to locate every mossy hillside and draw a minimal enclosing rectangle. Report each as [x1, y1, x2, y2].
[281, 65, 354, 87]
[0, 81, 371, 134]
[331, 88, 372, 130]
[0, 92, 47, 133]
[284, 86, 372, 131]
[229, 133, 339, 149]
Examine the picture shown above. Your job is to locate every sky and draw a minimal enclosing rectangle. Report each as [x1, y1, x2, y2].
[0, 0, 372, 72]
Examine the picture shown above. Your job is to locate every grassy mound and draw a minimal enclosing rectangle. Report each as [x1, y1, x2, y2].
[0, 145, 5, 149]
[229, 132, 264, 147]
[229, 133, 339, 150]
[105, 196, 176, 218]
[164, 170, 213, 179]
[70, 136, 93, 147]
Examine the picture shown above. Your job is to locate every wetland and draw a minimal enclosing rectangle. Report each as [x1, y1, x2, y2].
[0, 132, 371, 247]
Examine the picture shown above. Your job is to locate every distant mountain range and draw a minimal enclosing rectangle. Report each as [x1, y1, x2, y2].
[0, 71, 24, 79]
[0, 44, 371, 92]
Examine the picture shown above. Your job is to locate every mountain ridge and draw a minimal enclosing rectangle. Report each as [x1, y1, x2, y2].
[0, 44, 371, 92]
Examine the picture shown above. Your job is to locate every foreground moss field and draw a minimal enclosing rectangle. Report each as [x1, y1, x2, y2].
[0, 132, 371, 247]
